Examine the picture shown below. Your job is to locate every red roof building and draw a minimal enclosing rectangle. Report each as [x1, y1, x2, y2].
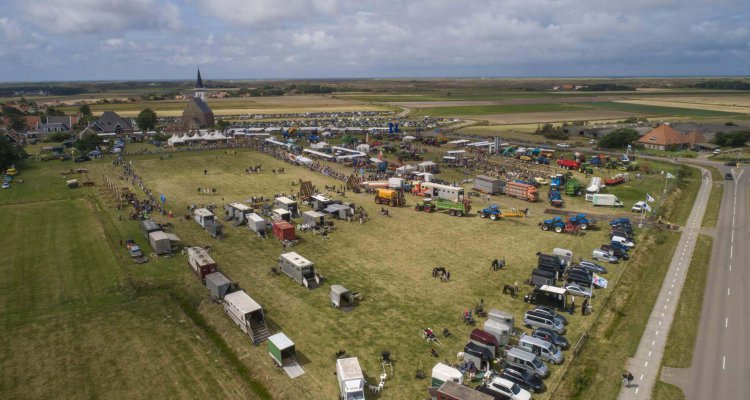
[637, 124, 705, 151]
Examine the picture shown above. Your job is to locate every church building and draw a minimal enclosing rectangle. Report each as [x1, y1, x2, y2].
[182, 69, 215, 130]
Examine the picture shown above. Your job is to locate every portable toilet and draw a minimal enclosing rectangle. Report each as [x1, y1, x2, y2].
[302, 210, 325, 228]
[488, 309, 514, 327]
[272, 221, 296, 241]
[247, 213, 267, 236]
[483, 319, 512, 346]
[272, 208, 292, 222]
[274, 196, 299, 217]
[431, 363, 463, 388]
[205, 272, 232, 299]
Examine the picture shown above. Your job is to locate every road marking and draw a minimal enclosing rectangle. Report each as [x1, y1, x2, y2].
[732, 231, 734, 243]
[652, 340, 656, 346]
[729, 264, 732, 271]
[664, 305, 668, 309]
[728, 287, 731, 296]
[656, 330, 659, 336]
[661, 313, 664, 318]
[645, 361, 648, 367]
[671, 284, 674, 289]
[648, 351, 652, 357]
[668, 291, 672, 295]
[636, 388, 639, 394]
[730, 246, 733, 259]
[726, 317, 728, 328]
[723, 356, 726, 370]
[658, 320, 662, 326]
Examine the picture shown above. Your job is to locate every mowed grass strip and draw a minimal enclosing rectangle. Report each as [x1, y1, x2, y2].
[553, 230, 681, 400]
[410, 103, 582, 117]
[652, 381, 686, 400]
[580, 101, 737, 117]
[662, 235, 712, 368]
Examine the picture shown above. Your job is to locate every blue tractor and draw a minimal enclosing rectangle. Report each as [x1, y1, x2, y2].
[479, 204, 502, 220]
[568, 213, 593, 230]
[540, 216, 566, 233]
[548, 190, 563, 208]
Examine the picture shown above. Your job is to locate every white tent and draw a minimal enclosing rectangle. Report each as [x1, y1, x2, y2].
[321, 131, 332, 137]
[418, 161, 437, 167]
[356, 144, 370, 153]
[402, 135, 416, 141]
[167, 134, 184, 146]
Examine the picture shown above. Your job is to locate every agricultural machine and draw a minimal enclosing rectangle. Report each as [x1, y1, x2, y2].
[539, 217, 580, 234]
[567, 214, 594, 230]
[415, 198, 471, 217]
[478, 204, 527, 220]
[548, 190, 563, 207]
[565, 179, 582, 196]
[374, 188, 405, 207]
[556, 159, 581, 170]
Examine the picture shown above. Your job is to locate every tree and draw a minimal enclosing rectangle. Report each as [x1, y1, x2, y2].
[136, 109, 158, 132]
[75, 131, 103, 152]
[536, 123, 569, 140]
[597, 128, 640, 148]
[0, 135, 27, 169]
[79, 104, 92, 118]
[712, 131, 749, 148]
[8, 114, 26, 131]
[45, 107, 64, 116]
[216, 119, 230, 132]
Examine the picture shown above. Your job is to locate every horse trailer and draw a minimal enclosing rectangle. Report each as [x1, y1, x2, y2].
[225, 203, 253, 225]
[148, 230, 171, 255]
[272, 208, 292, 222]
[194, 208, 215, 228]
[186, 246, 218, 283]
[302, 210, 325, 228]
[247, 213, 267, 235]
[279, 252, 319, 289]
[223, 290, 270, 344]
[311, 195, 334, 212]
[474, 175, 501, 194]
[205, 271, 232, 299]
[330, 285, 355, 308]
[274, 197, 299, 217]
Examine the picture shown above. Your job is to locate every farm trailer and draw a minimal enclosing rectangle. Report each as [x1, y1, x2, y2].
[205, 271, 232, 299]
[336, 357, 365, 400]
[279, 252, 320, 289]
[272, 221, 296, 241]
[269, 332, 304, 378]
[224, 202, 253, 226]
[415, 198, 472, 216]
[186, 246, 218, 283]
[374, 188, 405, 207]
[247, 213, 267, 236]
[223, 290, 270, 345]
[411, 181, 465, 202]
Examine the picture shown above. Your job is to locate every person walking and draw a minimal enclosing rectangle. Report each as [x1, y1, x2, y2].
[582, 298, 590, 315]
[569, 296, 575, 315]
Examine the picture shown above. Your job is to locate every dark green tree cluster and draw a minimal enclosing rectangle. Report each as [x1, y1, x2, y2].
[712, 131, 750, 148]
[578, 84, 635, 91]
[693, 80, 750, 90]
[0, 135, 27, 169]
[597, 128, 640, 148]
[536, 123, 569, 140]
[1, 106, 27, 131]
[136, 109, 158, 132]
[74, 131, 103, 152]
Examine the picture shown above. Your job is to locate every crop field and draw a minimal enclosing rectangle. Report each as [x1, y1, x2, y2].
[614, 97, 750, 114]
[0, 191, 254, 399]
[579, 101, 738, 118]
[409, 103, 581, 117]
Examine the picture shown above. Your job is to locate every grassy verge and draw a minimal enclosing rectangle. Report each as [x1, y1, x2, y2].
[701, 184, 723, 228]
[652, 381, 686, 400]
[552, 230, 681, 399]
[662, 235, 713, 368]
[659, 165, 701, 225]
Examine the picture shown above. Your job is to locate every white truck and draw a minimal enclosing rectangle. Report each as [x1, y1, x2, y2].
[591, 193, 623, 207]
[336, 357, 366, 400]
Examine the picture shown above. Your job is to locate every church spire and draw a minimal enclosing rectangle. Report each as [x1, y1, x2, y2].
[196, 68, 204, 89]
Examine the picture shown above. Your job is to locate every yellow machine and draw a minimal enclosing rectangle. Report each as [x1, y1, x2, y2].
[374, 188, 405, 207]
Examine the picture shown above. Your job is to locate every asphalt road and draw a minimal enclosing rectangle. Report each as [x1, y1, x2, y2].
[687, 163, 748, 399]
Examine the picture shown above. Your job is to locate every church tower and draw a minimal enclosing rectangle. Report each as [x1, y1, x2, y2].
[194, 68, 206, 101]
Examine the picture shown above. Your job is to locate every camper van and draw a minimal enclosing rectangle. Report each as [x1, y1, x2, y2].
[504, 347, 549, 378]
[518, 334, 565, 365]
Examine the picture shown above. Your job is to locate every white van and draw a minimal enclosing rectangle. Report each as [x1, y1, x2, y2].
[518, 334, 565, 365]
[611, 235, 635, 248]
[592, 249, 618, 263]
[505, 347, 549, 378]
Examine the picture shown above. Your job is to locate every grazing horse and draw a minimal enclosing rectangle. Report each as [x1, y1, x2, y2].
[432, 267, 447, 278]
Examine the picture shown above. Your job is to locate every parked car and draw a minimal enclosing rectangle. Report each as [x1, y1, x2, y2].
[713, 149, 722, 155]
[483, 376, 532, 400]
[725, 161, 737, 166]
[564, 283, 593, 298]
[1, 182, 10, 189]
[532, 306, 568, 326]
[532, 327, 570, 350]
[611, 235, 635, 248]
[592, 249, 619, 263]
[577, 260, 608, 274]
[725, 173, 734, 180]
[556, 143, 570, 148]
[501, 367, 546, 393]
[600, 245, 630, 261]
[524, 310, 565, 334]
[589, 139, 596, 145]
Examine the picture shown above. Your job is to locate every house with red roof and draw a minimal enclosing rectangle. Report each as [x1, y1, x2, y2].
[636, 124, 706, 151]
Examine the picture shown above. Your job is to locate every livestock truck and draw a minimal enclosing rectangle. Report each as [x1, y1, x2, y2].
[336, 357, 366, 400]
[504, 181, 538, 202]
[591, 193, 624, 207]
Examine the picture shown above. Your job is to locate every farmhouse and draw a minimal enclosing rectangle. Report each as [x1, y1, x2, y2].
[88, 111, 133, 135]
[637, 124, 706, 151]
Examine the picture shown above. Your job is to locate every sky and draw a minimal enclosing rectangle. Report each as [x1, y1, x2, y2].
[0, 0, 748, 82]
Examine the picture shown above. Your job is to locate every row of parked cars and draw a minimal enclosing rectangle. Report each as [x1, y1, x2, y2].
[592, 218, 635, 263]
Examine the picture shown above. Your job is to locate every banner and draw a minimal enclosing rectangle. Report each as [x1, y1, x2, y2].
[593, 273, 608, 289]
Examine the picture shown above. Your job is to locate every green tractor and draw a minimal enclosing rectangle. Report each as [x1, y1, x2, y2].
[415, 198, 471, 217]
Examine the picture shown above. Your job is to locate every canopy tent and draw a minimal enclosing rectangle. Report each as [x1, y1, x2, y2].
[402, 135, 416, 141]
[418, 161, 437, 167]
[167, 134, 185, 146]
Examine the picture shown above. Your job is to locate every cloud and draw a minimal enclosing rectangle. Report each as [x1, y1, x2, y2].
[199, 0, 342, 26]
[21, 0, 183, 34]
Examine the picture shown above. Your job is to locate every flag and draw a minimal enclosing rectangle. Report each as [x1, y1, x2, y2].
[592, 273, 608, 289]
[646, 193, 655, 203]
[666, 172, 675, 179]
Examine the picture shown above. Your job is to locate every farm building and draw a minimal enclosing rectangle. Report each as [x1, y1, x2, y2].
[224, 203, 253, 225]
[268, 333, 304, 378]
[302, 210, 325, 228]
[186, 246, 218, 282]
[247, 213, 267, 236]
[274, 196, 299, 217]
[473, 175, 502, 195]
[223, 290, 270, 344]
[193, 208, 216, 228]
[272, 208, 292, 222]
[272, 221, 296, 241]
[279, 252, 319, 289]
[636, 124, 706, 151]
[205, 272, 232, 299]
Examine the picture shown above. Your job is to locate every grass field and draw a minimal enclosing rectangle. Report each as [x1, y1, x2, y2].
[0, 196, 255, 399]
[581, 102, 738, 118]
[702, 183, 723, 228]
[1, 138, 696, 399]
[662, 235, 713, 368]
[652, 381, 685, 400]
[409, 103, 581, 117]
